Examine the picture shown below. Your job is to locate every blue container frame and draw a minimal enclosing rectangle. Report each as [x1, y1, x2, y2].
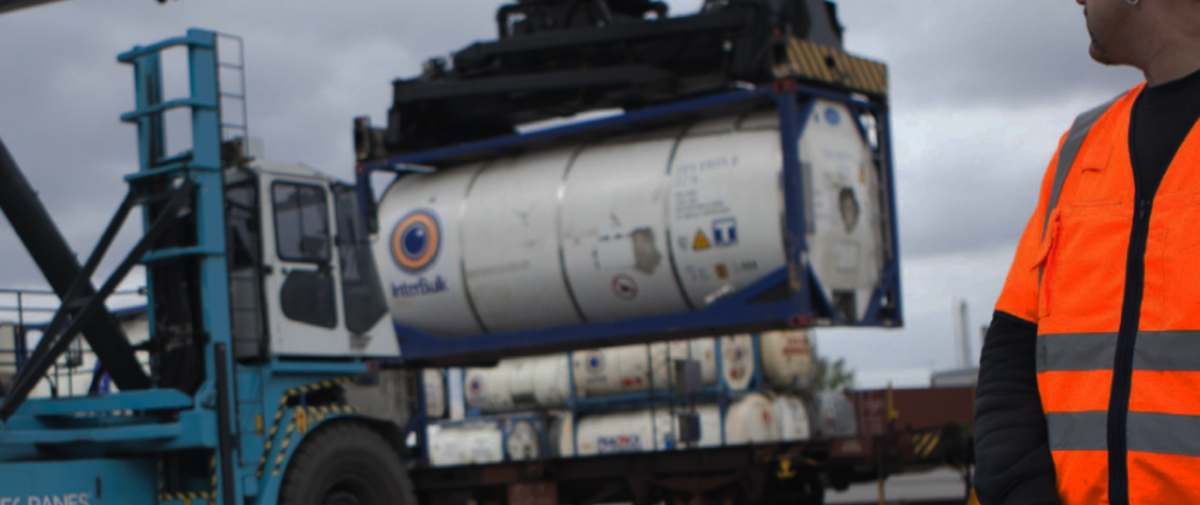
[358, 82, 903, 364]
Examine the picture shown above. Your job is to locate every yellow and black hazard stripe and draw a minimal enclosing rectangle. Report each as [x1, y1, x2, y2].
[292, 377, 354, 396]
[911, 431, 942, 460]
[209, 454, 218, 497]
[268, 405, 362, 477]
[272, 411, 299, 477]
[156, 453, 219, 503]
[303, 404, 359, 426]
[158, 377, 358, 502]
[774, 37, 889, 97]
[254, 391, 292, 478]
[157, 491, 215, 503]
[254, 377, 357, 478]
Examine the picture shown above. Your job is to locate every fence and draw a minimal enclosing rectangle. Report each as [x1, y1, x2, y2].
[0, 288, 148, 399]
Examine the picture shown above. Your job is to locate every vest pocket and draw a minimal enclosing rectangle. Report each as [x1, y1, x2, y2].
[1034, 210, 1062, 319]
[1037, 204, 1129, 334]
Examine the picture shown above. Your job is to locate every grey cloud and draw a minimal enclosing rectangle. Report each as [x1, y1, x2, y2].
[894, 126, 1045, 259]
[837, 0, 1144, 109]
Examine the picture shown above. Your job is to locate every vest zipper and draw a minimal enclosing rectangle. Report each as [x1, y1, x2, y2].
[1108, 194, 1152, 505]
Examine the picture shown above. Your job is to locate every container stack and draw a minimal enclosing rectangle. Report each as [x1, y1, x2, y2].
[422, 329, 855, 467]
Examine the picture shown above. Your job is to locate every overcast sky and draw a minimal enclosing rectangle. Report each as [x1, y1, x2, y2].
[0, 0, 1145, 385]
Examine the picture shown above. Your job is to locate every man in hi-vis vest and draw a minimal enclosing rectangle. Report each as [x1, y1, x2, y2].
[974, 0, 1200, 504]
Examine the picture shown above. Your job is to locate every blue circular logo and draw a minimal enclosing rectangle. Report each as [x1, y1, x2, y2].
[391, 209, 442, 273]
[824, 107, 841, 127]
[585, 353, 605, 374]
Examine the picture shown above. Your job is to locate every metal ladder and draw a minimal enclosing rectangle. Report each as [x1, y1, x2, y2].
[216, 33, 251, 157]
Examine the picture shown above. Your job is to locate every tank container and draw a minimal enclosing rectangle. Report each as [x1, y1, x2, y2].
[759, 329, 815, 389]
[461, 333, 811, 413]
[772, 394, 812, 441]
[426, 415, 544, 467]
[374, 101, 884, 336]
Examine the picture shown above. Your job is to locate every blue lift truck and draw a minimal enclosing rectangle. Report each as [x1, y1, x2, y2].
[0, 1, 977, 504]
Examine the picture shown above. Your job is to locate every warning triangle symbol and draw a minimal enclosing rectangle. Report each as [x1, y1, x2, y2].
[693, 230, 711, 251]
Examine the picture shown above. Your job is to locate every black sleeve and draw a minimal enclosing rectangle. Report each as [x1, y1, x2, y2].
[973, 311, 1061, 505]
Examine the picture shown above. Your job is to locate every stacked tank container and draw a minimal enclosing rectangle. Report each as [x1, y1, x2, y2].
[422, 330, 853, 467]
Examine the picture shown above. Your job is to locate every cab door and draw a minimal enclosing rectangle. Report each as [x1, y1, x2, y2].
[260, 173, 344, 356]
[257, 168, 398, 357]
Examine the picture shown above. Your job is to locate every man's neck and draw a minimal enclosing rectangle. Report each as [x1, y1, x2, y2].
[1143, 51, 1200, 87]
[1138, 22, 1200, 86]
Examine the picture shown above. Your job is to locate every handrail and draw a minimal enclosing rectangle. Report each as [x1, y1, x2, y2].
[0, 288, 150, 402]
[116, 30, 215, 63]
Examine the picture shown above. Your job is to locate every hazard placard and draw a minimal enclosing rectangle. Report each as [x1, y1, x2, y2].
[693, 230, 711, 251]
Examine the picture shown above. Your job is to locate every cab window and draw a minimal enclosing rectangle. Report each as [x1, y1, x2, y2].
[272, 182, 330, 263]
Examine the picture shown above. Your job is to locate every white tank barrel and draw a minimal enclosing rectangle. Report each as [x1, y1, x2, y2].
[759, 330, 816, 390]
[375, 101, 884, 336]
[437, 394, 813, 465]
[464, 355, 572, 413]
[423, 369, 447, 419]
[463, 332, 817, 413]
[723, 393, 779, 445]
[571, 393, 782, 456]
[572, 339, 721, 397]
[721, 335, 756, 390]
[772, 394, 813, 442]
[572, 407, 677, 455]
[426, 415, 544, 467]
[548, 410, 576, 458]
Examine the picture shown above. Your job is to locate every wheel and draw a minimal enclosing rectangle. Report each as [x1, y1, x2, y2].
[279, 422, 417, 505]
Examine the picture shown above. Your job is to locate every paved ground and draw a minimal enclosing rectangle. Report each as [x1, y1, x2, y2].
[826, 468, 969, 504]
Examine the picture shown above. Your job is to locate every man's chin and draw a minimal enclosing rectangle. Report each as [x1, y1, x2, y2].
[1089, 43, 1116, 65]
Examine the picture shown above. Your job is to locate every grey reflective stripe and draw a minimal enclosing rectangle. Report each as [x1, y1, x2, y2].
[1038, 332, 1117, 373]
[1047, 411, 1107, 451]
[1049, 411, 1200, 457]
[1127, 412, 1200, 456]
[1038, 331, 1200, 373]
[1041, 96, 1122, 240]
[1134, 331, 1200, 371]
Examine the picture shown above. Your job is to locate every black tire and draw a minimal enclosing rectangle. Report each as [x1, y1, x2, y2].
[279, 422, 417, 505]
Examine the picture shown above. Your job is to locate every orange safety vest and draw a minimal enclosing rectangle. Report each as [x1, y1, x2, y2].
[997, 83, 1200, 504]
